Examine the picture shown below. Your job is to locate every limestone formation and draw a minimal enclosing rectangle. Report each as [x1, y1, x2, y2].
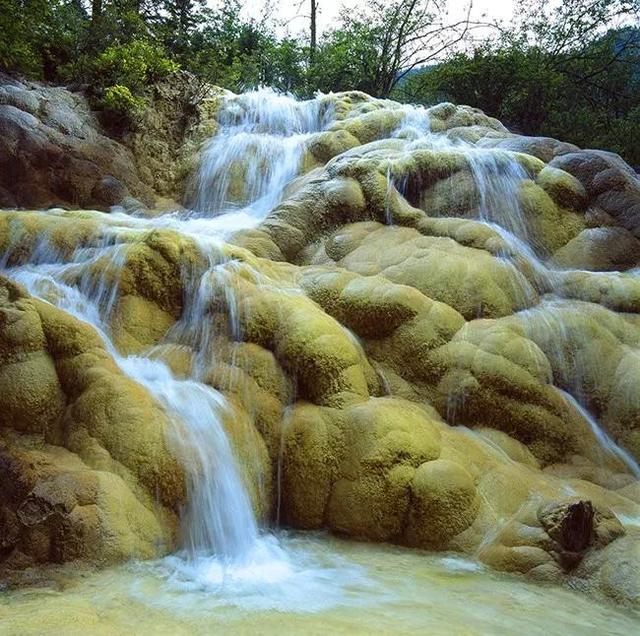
[0, 275, 183, 569]
[1, 87, 640, 609]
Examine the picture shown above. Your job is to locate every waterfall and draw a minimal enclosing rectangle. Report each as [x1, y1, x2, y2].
[558, 389, 640, 479]
[393, 104, 431, 140]
[7, 247, 260, 560]
[2, 87, 640, 600]
[465, 149, 531, 243]
[0, 88, 345, 587]
[191, 88, 332, 219]
[381, 113, 640, 473]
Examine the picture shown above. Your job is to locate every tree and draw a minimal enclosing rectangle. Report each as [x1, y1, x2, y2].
[156, 0, 206, 59]
[0, 0, 89, 80]
[313, 0, 483, 97]
[396, 0, 640, 166]
[310, 0, 317, 62]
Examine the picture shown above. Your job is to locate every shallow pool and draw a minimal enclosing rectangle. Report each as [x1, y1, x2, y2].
[1, 533, 638, 635]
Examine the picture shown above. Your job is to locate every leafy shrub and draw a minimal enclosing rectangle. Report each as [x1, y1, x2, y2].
[101, 85, 146, 114]
[98, 84, 146, 131]
[92, 40, 179, 93]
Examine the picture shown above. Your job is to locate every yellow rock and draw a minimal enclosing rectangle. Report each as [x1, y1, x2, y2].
[406, 459, 479, 548]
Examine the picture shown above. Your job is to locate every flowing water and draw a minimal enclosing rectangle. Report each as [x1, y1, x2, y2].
[191, 87, 330, 218]
[2, 89, 640, 632]
[1, 534, 639, 635]
[0, 90, 358, 605]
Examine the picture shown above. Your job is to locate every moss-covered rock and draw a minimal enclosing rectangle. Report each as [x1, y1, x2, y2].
[3, 86, 640, 608]
[0, 275, 184, 568]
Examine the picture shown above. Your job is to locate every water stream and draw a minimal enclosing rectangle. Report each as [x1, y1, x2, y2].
[2, 89, 640, 629]
[0, 90, 345, 596]
[2, 534, 639, 634]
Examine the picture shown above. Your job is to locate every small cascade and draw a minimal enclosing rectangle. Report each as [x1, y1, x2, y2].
[192, 88, 332, 219]
[1, 229, 267, 574]
[0, 90, 341, 588]
[383, 164, 395, 225]
[514, 298, 640, 477]
[464, 149, 531, 242]
[558, 389, 640, 478]
[393, 104, 431, 140]
[120, 357, 260, 560]
[5, 237, 130, 348]
[376, 111, 640, 479]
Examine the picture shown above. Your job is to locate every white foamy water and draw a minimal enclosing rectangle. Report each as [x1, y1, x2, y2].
[2, 534, 640, 633]
[558, 388, 640, 479]
[465, 148, 531, 242]
[2, 87, 640, 609]
[191, 88, 332, 218]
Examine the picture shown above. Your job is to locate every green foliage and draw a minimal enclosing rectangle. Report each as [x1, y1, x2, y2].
[308, 23, 381, 94]
[100, 84, 146, 115]
[396, 24, 640, 165]
[182, 0, 306, 93]
[0, 0, 638, 165]
[92, 40, 179, 93]
[0, 0, 86, 80]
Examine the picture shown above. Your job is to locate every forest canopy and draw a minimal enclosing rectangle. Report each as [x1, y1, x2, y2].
[1, 0, 639, 165]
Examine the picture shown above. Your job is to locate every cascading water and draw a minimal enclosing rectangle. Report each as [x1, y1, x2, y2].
[465, 149, 531, 242]
[2, 87, 640, 621]
[0, 89, 364, 600]
[5, 240, 260, 561]
[124, 361, 260, 559]
[191, 87, 331, 220]
[558, 388, 640, 479]
[393, 104, 432, 140]
[384, 110, 640, 467]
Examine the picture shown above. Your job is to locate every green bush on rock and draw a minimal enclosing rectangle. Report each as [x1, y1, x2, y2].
[99, 85, 146, 122]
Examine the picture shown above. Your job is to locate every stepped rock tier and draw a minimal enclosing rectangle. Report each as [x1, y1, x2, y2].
[1, 86, 640, 608]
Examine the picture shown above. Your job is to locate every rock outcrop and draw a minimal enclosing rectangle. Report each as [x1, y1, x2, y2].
[0, 72, 222, 211]
[0, 275, 184, 569]
[1, 88, 640, 608]
[0, 74, 153, 210]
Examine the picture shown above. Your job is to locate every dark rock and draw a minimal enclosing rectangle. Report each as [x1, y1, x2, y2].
[485, 135, 579, 163]
[0, 80, 155, 210]
[539, 500, 594, 552]
[538, 500, 595, 569]
[91, 175, 129, 207]
[119, 196, 145, 214]
[552, 226, 640, 271]
[0, 72, 221, 210]
[550, 150, 640, 236]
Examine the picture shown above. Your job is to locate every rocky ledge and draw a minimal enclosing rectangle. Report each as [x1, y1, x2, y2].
[1, 88, 640, 608]
[0, 72, 221, 211]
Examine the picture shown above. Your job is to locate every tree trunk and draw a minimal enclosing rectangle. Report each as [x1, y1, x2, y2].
[310, 0, 317, 63]
[91, 0, 102, 23]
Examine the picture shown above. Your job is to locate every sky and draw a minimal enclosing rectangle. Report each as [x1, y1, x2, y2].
[208, 0, 518, 39]
[276, 0, 517, 37]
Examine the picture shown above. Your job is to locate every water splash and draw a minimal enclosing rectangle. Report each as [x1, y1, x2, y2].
[393, 104, 431, 140]
[121, 357, 259, 559]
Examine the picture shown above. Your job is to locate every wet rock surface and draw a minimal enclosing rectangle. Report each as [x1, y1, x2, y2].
[538, 500, 595, 555]
[0, 72, 222, 211]
[1, 88, 640, 609]
[0, 75, 155, 210]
